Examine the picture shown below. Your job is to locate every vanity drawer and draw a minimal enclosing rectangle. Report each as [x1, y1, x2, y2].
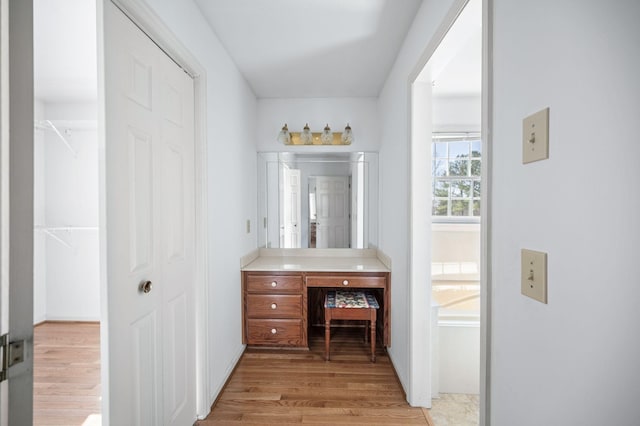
[246, 273, 302, 293]
[306, 274, 386, 289]
[246, 294, 302, 318]
[246, 319, 303, 346]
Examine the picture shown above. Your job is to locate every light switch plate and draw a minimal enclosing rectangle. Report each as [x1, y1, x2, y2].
[521, 249, 547, 304]
[522, 107, 549, 164]
[246, 219, 251, 234]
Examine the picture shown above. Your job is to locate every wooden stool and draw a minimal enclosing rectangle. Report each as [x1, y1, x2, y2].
[324, 291, 379, 362]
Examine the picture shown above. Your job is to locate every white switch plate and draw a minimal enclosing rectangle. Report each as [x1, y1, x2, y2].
[522, 107, 549, 164]
[521, 249, 547, 304]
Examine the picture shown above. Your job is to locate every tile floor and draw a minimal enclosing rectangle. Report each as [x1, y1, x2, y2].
[429, 393, 479, 426]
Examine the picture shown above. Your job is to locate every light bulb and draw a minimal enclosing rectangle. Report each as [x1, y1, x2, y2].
[300, 123, 313, 145]
[277, 123, 291, 144]
[320, 123, 333, 145]
[341, 123, 353, 145]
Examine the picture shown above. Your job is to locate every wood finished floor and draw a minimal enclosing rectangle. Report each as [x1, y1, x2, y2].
[32, 323, 437, 425]
[33, 322, 101, 426]
[198, 327, 433, 426]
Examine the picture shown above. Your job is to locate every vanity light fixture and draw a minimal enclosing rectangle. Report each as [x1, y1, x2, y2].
[277, 123, 354, 146]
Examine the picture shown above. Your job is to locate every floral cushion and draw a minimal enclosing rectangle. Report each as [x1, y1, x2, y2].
[325, 290, 379, 309]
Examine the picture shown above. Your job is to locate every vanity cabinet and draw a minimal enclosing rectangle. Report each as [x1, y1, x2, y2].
[242, 272, 307, 347]
[242, 263, 390, 349]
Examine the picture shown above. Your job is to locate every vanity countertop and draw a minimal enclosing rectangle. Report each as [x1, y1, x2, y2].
[241, 248, 390, 273]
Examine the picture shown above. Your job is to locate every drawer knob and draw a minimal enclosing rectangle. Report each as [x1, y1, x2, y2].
[271, 281, 277, 287]
[271, 328, 277, 334]
[271, 303, 277, 310]
[342, 280, 349, 286]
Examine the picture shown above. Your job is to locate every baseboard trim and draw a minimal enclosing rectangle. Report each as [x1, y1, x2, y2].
[200, 345, 246, 419]
[34, 319, 100, 327]
[386, 348, 408, 401]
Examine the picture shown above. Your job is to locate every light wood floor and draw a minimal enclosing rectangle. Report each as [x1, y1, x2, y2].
[32, 323, 437, 426]
[198, 327, 434, 425]
[33, 322, 101, 426]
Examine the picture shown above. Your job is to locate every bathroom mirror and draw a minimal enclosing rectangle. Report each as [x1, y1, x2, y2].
[257, 152, 378, 249]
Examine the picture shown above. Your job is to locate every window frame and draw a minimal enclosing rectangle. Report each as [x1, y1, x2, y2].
[431, 132, 482, 223]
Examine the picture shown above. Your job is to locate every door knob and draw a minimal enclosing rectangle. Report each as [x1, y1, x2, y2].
[139, 280, 153, 294]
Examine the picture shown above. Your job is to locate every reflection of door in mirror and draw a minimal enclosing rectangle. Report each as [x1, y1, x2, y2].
[314, 176, 349, 248]
[258, 152, 378, 250]
[280, 166, 301, 248]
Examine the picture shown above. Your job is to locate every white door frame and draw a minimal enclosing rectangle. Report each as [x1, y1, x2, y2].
[98, 0, 210, 419]
[407, 0, 492, 424]
[1, 0, 34, 424]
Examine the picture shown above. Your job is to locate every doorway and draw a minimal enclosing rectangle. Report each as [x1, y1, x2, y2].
[33, 0, 101, 424]
[32, 0, 209, 423]
[410, 0, 484, 423]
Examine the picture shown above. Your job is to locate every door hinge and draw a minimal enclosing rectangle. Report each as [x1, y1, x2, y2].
[0, 333, 25, 382]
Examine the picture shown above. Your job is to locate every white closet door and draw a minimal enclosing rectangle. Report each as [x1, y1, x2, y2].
[103, 2, 196, 425]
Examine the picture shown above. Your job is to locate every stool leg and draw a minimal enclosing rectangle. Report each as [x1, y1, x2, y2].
[325, 316, 331, 361]
[370, 310, 376, 363]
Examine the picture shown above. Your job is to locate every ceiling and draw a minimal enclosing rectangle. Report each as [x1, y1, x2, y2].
[33, 0, 479, 103]
[34, 0, 97, 103]
[193, 0, 422, 98]
[429, 0, 481, 97]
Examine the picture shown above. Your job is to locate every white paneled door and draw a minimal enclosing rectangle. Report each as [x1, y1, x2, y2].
[315, 176, 349, 248]
[281, 167, 301, 248]
[103, 2, 196, 425]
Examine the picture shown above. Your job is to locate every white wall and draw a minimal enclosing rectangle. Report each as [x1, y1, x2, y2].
[491, 1, 640, 425]
[438, 323, 480, 394]
[377, 0, 458, 404]
[144, 0, 258, 412]
[432, 95, 480, 132]
[257, 97, 379, 152]
[33, 101, 100, 322]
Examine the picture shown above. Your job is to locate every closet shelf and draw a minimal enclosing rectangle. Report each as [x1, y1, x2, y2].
[35, 226, 98, 249]
[35, 226, 98, 231]
[34, 120, 78, 157]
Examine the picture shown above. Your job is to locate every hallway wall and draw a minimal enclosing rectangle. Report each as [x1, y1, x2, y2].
[491, 1, 640, 424]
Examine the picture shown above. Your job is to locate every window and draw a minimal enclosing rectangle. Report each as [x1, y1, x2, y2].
[432, 133, 481, 219]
